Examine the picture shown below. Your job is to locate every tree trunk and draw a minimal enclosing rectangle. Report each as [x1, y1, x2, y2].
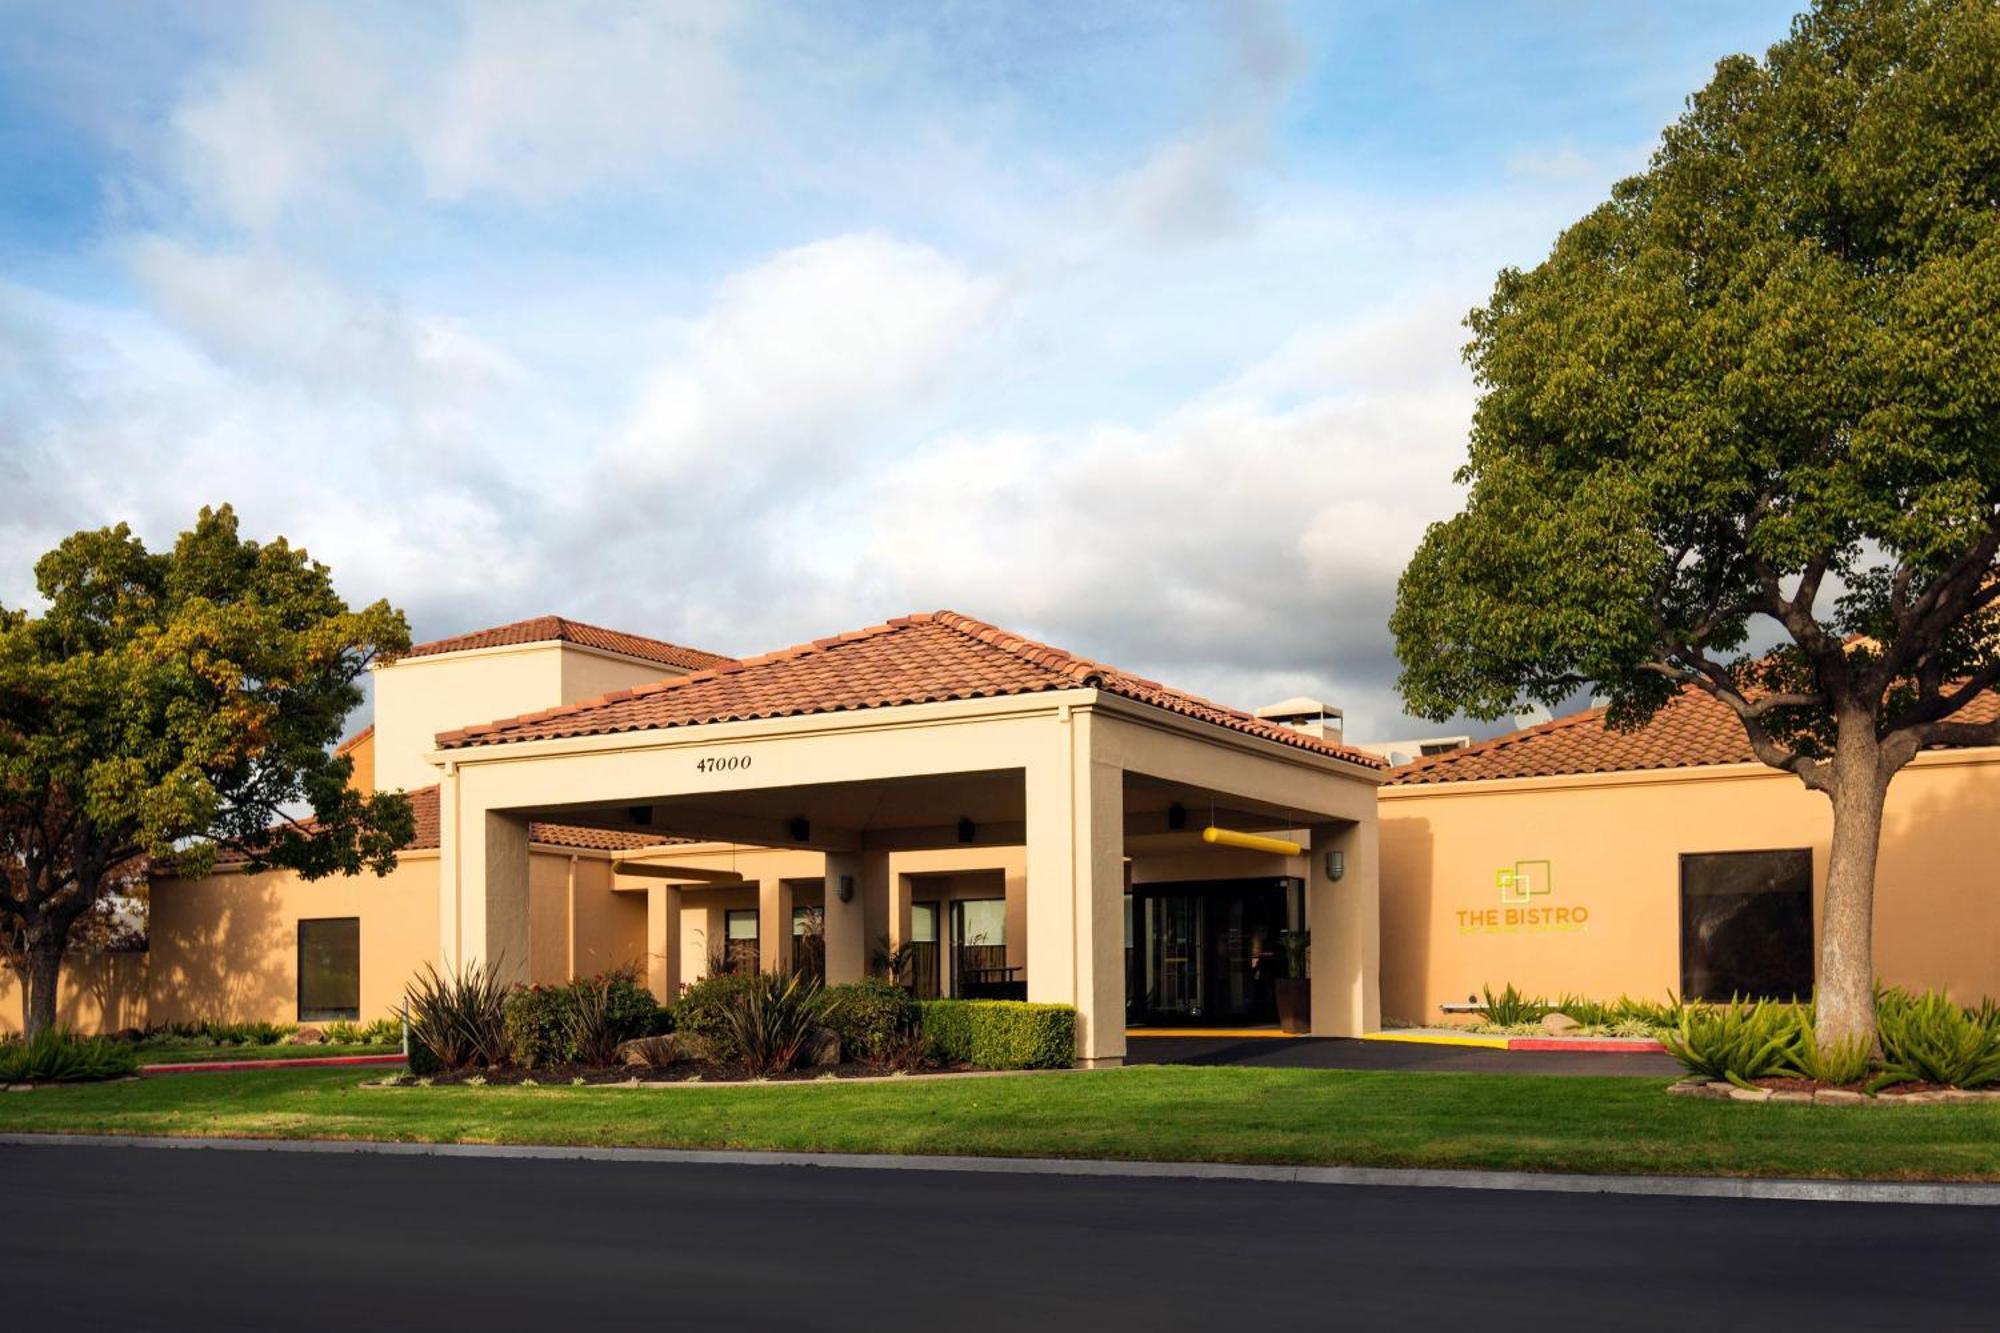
[22, 938, 62, 1039]
[1815, 730, 1890, 1051]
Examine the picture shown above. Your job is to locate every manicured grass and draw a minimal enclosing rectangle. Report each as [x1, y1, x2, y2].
[5, 1064, 2000, 1181]
[131, 1043, 399, 1066]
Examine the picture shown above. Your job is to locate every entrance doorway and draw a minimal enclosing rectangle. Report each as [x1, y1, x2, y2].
[1126, 878, 1301, 1026]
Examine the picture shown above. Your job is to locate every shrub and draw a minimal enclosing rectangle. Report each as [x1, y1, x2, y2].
[1475, 983, 1545, 1027]
[1548, 993, 1611, 1027]
[1657, 998, 1796, 1089]
[0, 1028, 140, 1083]
[919, 1000, 1076, 1070]
[669, 971, 756, 1059]
[715, 970, 827, 1076]
[504, 971, 663, 1067]
[1610, 993, 1684, 1032]
[405, 961, 511, 1073]
[1874, 990, 2000, 1091]
[823, 977, 920, 1064]
[321, 1020, 362, 1044]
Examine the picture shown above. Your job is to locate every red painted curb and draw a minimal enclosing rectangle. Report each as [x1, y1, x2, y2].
[1507, 1037, 1667, 1054]
[139, 1054, 408, 1076]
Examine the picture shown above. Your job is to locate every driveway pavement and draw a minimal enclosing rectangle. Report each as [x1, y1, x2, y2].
[1126, 1033, 1684, 1076]
[8, 1141, 1995, 1331]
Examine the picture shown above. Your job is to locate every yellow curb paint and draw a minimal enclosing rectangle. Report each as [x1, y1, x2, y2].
[1358, 1031, 1511, 1050]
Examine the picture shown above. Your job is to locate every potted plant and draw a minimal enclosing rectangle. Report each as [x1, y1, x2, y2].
[1274, 930, 1310, 1034]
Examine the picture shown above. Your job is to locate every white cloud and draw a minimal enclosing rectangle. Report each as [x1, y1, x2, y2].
[616, 234, 1002, 485]
[417, 1, 744, 201]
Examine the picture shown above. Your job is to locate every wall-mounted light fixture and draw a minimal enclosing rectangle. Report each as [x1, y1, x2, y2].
[786, 817, 811, 843]
[1324, 849, 1345, 882]
[957, 816, 977, 844]
[837, 875, 855, 903]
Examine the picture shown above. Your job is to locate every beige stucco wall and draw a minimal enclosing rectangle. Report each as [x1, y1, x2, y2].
[372, 642, 683, 794]
[0, 953, 150, 1037]
[1379, 749, 2000, 1023]
[145, 855, 443, 1026]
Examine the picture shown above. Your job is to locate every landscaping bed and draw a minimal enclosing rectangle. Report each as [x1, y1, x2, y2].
[404, 1059, 980, 1087]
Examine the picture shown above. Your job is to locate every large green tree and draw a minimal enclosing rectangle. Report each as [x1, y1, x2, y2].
[1392, 0, 2000, 1048]
[0, 507, 414, 1036]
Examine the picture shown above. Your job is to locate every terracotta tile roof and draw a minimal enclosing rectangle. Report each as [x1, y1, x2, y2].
[205, 786, 676, 868]
[403, 615, 732, 673]
[333, 724, 373, 757]
[435, 611, 1386, 769]
[1389, 687, 2000, 786]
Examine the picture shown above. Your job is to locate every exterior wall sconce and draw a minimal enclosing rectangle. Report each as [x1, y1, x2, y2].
[837, 875, 855, 903]
[1324, 850, 1345, 882]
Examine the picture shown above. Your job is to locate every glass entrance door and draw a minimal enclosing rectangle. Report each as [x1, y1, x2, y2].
[1129, 879, 1296, 1026]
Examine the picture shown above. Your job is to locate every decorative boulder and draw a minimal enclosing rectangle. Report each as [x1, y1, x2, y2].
[616, 1035, 684, 1070]
[289, 1027, 326, 1045]
[1540, 1012, 1580, 1035]
[803, 1027, 842, 1068]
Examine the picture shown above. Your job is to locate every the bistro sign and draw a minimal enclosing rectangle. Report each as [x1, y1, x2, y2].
[1455, 860, 1590, 934]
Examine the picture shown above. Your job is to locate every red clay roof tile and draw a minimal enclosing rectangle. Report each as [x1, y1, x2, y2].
[435, 611, 1386, 769]
[1389, 687, 2000, 786]
[404, 615, 731, 673]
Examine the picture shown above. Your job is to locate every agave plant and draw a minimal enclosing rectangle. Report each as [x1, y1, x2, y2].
[1657, 998, 1796, 1089]
[1475, 983, 1545, 1027]
[716, 969, 827, 1076]
[1780, 1013, 1873, 1087]
[0, 1028, 139, 1083]
[404, 961, 511, 1072]
[1873, 990, 2000, 1091]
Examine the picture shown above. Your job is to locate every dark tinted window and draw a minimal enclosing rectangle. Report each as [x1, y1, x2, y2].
[298, 918, 361, 1021]
[1680, 850, 1813, 1002]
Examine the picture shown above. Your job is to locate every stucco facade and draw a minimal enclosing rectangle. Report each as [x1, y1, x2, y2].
[1381, 746, 2000, 1023]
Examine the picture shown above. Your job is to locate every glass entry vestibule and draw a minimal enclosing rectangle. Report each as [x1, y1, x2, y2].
[1125, 878, 1303, 1026]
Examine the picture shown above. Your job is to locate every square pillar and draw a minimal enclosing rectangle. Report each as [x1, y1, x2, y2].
[1309, 818, 1380, 1036]
[646, 885, 683, 1004]
[758, 879, 793, 974]
[439, 773, 532, 989]
[1025, 712, 1125, 1067]
[824, 850, 886, 985]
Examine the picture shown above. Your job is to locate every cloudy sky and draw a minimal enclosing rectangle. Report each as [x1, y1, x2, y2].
[0, 0, 1803, 741]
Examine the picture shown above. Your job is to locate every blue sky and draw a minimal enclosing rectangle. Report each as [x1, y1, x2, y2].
[0, 0, 1804, 739]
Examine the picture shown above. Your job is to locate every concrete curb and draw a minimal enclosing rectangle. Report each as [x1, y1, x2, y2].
[2, 1132, 1993, 1207]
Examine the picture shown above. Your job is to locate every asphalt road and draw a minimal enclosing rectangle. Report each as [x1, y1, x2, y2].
[10, 1142, 1999, 1331]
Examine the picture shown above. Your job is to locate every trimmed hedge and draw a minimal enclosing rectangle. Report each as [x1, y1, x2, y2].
[919, 1000, 1076, 1070]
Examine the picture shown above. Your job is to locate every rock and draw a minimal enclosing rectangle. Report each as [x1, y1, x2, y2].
[1938, 1089, 1988, 1104]
[289, 1027, 325, 1045]
[5, 1083, 35, 1093]
[1540, 1012, 1581, 1035]
[1767, 1091, 1813, 1104]
[803, 1026, 842, 1068]
[1665, 1079, 1709, 1096]
[1813, 1089, 1867, 1105]
[1891, 1090, 1947, 1105]
[616, 1035, 684, 1070]
[1727, 1085, 1771, 1102]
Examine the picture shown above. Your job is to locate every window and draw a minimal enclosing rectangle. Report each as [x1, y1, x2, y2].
[297, 918, 360, 1022]
[724, 909, 760, 974]
[1680, 850, 1813, 1003]
[792, 905, 825, 982]
[909, 901, 941, 1000]
[950, 898, 1011, 997]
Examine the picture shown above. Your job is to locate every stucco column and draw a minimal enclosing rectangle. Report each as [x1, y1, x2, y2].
[441, 788, 533, 988]
[1309, 818, 1380, 1036]
[1025, 711, 1126, 1066]
[646, 885, 682, 1004]
[887, 871, 915, 955]
[758, 878, 793, 974]
[823, 851, 885, 985]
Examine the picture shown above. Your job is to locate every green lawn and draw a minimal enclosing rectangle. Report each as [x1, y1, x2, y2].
[131, 1043, 399, 1066]
[5, 1064, 2000, 1181]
